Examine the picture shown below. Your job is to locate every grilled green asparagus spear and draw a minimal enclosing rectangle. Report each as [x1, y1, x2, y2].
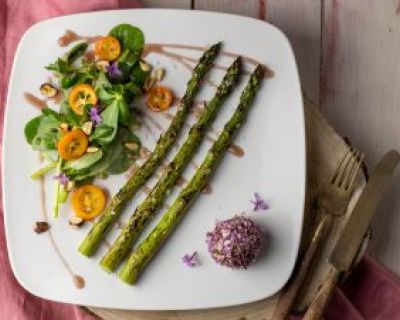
[78, 42, 221, 257]
[118, 65, 265, 284]
[100, 58, 242, 272]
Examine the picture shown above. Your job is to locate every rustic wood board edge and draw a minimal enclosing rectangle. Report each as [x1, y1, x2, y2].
[86, 97, 366, 320]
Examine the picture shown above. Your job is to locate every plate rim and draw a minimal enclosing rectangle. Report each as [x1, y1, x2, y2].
[2, 8, 306, 310]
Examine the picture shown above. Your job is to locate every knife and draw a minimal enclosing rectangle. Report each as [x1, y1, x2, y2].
[303, 150, 400, 320]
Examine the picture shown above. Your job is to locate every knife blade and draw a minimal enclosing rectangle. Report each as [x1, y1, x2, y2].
[329, 150, 400, 272]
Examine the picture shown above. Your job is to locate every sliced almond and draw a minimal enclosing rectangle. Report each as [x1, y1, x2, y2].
[144, 77, 156, 92]
[66, 180, 75, 192]
[95, 60, 110, 73]
[86, 146, 99, 153]
[40, 83, 58, 98]
[139, 61, 152, 72]
[154, 68, 165, 81]
[59, 122, 69, 133]
[68, 216, 84, 228]
[81, 121, 93, 135]
[124, 142, 140, 152]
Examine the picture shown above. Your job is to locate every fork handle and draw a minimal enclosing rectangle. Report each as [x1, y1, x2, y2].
[271, 215, 332, 320]
[303, 266, 341, 320]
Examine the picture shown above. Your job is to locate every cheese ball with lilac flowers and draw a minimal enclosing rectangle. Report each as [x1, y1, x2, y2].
[206, 215, 263, 269]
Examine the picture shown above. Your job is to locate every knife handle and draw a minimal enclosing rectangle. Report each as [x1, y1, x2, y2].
[271, 216, 331, 320]
[303, 266, 341, 320]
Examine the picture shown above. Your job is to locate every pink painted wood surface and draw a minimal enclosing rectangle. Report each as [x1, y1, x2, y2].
[320, 0, 400, 275]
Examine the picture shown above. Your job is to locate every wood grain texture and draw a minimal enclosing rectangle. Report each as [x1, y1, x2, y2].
[141, 0, 191, 9]
[266, 0, 321, 105]
[319, 0, 400, 275]
[195, 0, 260, 17]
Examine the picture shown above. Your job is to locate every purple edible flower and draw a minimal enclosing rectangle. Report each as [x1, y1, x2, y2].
[182, 251, 200, 268]
[250, 192, 268, 212]
[107, 61, 123, 77]
[89, 106, 102, 124]
[53, 172, 69, 188]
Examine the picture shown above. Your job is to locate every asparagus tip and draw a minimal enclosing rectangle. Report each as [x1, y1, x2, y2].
[211, 41, 223, 51]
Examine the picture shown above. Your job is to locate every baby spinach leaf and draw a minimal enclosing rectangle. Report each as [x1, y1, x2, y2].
[24, 116, 42, 144]
[109, 24, 145, 56]
[130, 63, 150, 88]
[64, 150, 103, 171]
[91, 102, 119, 145]
[30, 116, 60, 151]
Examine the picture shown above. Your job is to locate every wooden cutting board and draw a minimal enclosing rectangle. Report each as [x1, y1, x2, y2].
[87, 96, 363, 319]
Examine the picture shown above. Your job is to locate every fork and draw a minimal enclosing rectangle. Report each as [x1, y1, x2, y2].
[271, 149, 364, 320]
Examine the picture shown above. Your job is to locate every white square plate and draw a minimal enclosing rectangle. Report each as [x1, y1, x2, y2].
[3, 9, 305, 310]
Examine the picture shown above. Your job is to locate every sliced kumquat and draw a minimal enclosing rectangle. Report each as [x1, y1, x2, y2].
[57, 129, 89, 160]
[69, 84, 97, 116]
[94, 36, 121, 61]
[145, 86, 174, 112]
[71, 185, 106, 220]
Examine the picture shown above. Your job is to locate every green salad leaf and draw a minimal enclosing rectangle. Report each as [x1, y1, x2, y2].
[26, 23, 147, 215]
[62, 42, 88, 64]
[109, 24, 145, 57]
[64, 150, 103, 171]
[25, 112, 60, 151]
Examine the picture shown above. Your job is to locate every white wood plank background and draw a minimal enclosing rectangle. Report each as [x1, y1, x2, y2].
[142, 0, 400, 276]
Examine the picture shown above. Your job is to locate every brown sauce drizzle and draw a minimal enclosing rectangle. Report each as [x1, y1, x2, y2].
[24, 93, 48, 109]
[24, 90, 64, 109]
[203, 79, 219, 89]
[83, 50, 95, 62]
[176, 176, 187, 187]
[163, 112, 174, 120]
[73, 275, 85, 289]
[58, 30, 101, 47]
[57, 30, 274, 77]
[228, 144, 245, 158]
[139, 146, 151, 159]
[202, 183, 213, 195]
[143, 185, 152, 195]
[38, 159, 85, 289]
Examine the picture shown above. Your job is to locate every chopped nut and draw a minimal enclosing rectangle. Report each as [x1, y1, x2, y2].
[98, 172, 108, 179]
[95, 60, 110, 73]
[139, 146, 151, 159]
[154, 68, 165, 81]
[68, 216, 84, 228]
[66, 180, 75, 192]
[81, 121, 93, 135]
[124, 142, 140, 152]
[40, 83, 58, 98]
[34, 221, 50, 234]
[86, 146, 99, 153]
[59, 122, 69, 133]
[139, 60, 152, 72]
[144, 77, 156, 92]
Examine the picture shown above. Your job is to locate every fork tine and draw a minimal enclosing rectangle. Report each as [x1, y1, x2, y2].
[333, 150, 355, 187]
[331, 151, 351, 184]
[346, 151, 364, 190]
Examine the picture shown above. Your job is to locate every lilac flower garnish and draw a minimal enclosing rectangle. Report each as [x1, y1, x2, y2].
[53, 172, 69, 188]
[107, 61, 123, 77]
[250, 192, 268, 212]
[182, 251, 200, 268]
[89, 106, 102, 124]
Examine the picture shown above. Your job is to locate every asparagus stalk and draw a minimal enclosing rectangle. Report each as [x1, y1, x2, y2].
[78, 43, 221, 256]
[118, 65, 265, 284]
[100, 58, 242, 272]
